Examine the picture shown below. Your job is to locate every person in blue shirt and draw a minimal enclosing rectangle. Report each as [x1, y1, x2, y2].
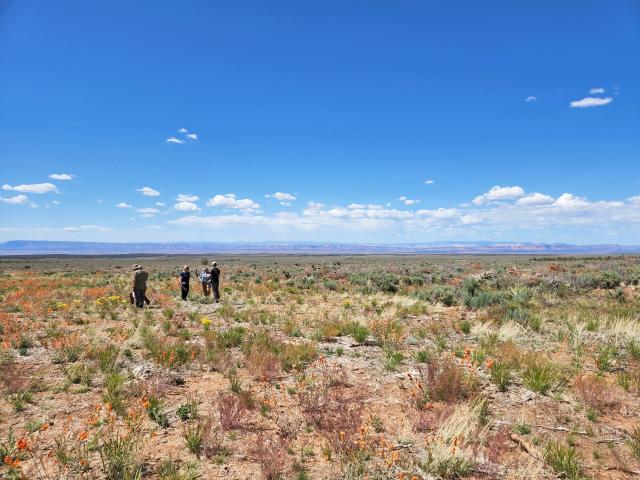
[179, 265, 190, 300]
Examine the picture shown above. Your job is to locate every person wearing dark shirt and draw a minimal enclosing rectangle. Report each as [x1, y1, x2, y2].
[210, 261, 221, 303]
[132, 264, 149, 308]
[179, 265, 190, 300]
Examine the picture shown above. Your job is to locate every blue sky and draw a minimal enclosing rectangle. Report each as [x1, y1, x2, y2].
[1, 0, 639, 244]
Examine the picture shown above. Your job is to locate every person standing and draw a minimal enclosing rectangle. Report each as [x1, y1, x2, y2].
[210, 261, 221, 303]
[180, 265, 190, 301]
[199, 267, 211, 297]
[132, 264, 149, 308]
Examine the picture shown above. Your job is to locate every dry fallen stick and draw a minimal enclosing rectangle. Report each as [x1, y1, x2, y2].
[350, 340, 382, 347]
[532, 424, 588, 435]
[603, 466, 640, 476]
[510, 433, 542, 459]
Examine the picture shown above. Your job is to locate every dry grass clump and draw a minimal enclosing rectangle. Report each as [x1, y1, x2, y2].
[419, 399, 488, 478]
[249, 434, 290, 480]
[573, 374, 617, 412]
[414, 357, 478, 405]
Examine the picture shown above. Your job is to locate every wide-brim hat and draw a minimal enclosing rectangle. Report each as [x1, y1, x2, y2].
[211, 261, 217, 266]
[131, 264, 142, 270]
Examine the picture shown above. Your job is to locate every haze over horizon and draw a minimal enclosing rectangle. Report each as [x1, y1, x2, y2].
[1, 1, 639, 244]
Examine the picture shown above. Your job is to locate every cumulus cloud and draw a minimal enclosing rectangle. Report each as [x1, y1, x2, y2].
[137, 186, 160, 197]
[177, 194, 199, 202]
[116, 202, 132, 208]
[174, 201, 201, 212]
[156, 202, 165, 207]
[397, 196, 419, 206]
[160, 188, 640, 242]
[206, 194, 260, 211]
[570, 96, 613, 108]
[48, 173, 74, 180]
[1, 194, 30, 205]
[186, 133, 198, 140]
[424, 179, 435, 185]
[589, 87, 605, 94]
[166, 137, 185, 144]
[524, 96, 537, 102]
[2, 182, 59, 194]
[552, 193, 590, 210]
[516, 193, 555, 206]
[472, 186, 525, 205]
[274, 192, 296, 201]
[266, 191, 297, 205]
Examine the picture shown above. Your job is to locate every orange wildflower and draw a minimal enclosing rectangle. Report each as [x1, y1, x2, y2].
[78, 431, 88, 441]
[17, 438, 28, 450]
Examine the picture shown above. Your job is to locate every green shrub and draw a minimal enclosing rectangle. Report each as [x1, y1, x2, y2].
[523, 360, 560, 395]
[489, 361, 512, 392]
[415, 285, 458, 306]
[544, 441, 585, 479]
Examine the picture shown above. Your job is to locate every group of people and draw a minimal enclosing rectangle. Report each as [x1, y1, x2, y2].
[130, 261, 221, 308]
[179, 261, 221, 302]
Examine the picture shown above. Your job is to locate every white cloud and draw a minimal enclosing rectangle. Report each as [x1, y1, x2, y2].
[266, 191, 297, 205]
[116, 202, 132, 208]
[177, 194, 199, 202]
[472, 186, 525, 205]
[570, 97, 613, 108]
[206, 194, 260, 211]
[516, 193, 555, 206]
[156, 202, 165, 207]
[136, 208, 159, 217]
[552, 193, 590, 210]
[137, 186, 160, 197]
[1, 194, 29, 205]
[62, 225, 109, 232]
[2, 182, 59, 194]
[416, 208, 460, 219]
[52, 200, 60, 205]
[525, 96, 537, 102]
[48, 173, 74, 180]
[174, 201, 201, 212]
[273, 192, 296, 201]
[347, 203, 365, 209]
[589, 87, 605, 94]
[397, 196, 419, 206]
[424, 179, 435, 185]
[173, 128, 198, 141]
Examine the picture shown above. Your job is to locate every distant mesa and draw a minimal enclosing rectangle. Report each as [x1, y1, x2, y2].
[0, 240, 638, 256]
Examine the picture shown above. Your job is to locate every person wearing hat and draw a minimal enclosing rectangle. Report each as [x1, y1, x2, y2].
[179, 265, 191, 301]
[132, 264, 149, 308]
[210, 261, 221, 303]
